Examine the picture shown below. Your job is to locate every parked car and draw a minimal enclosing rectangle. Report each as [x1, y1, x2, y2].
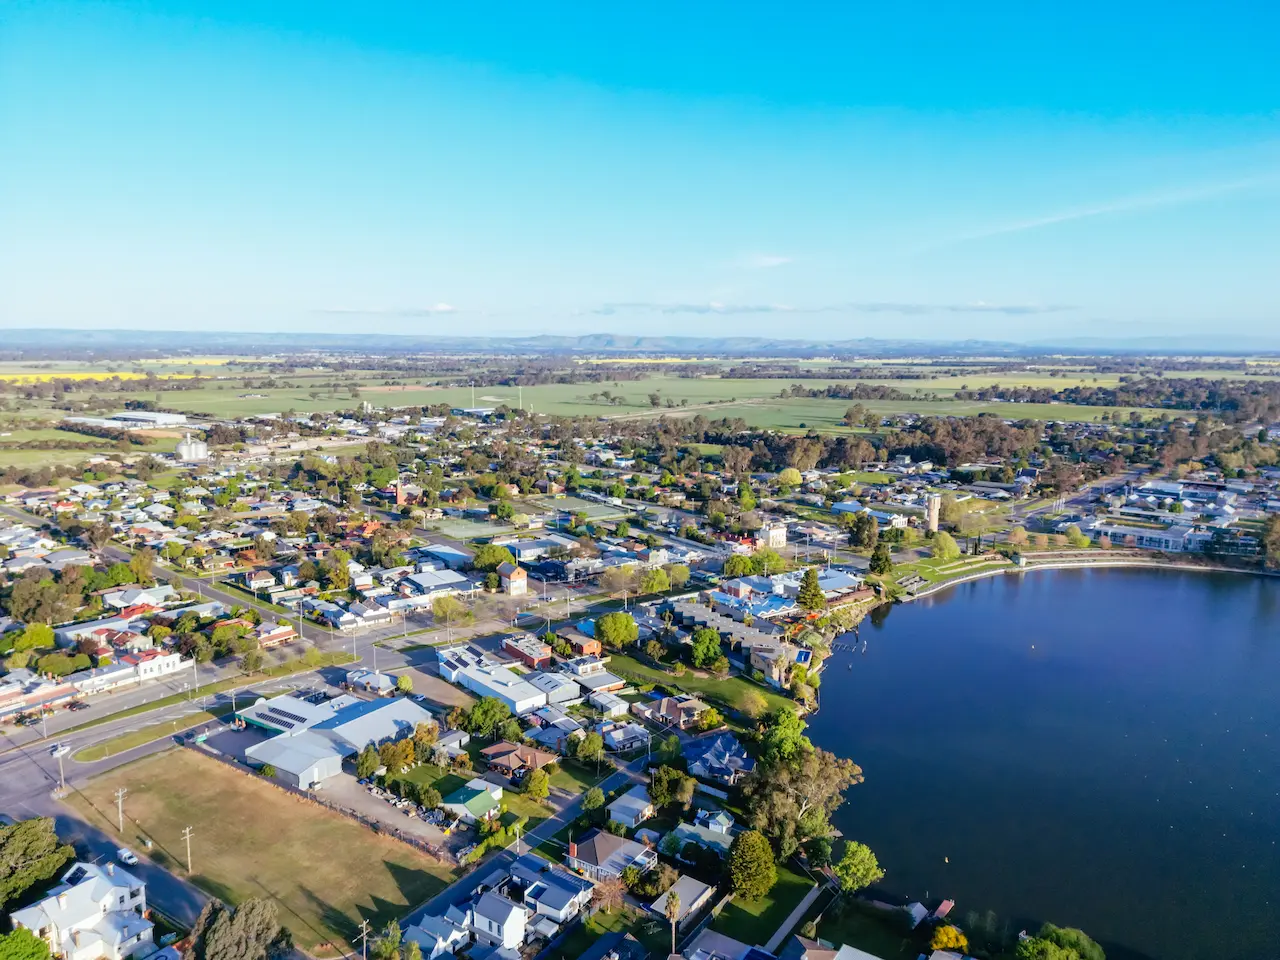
[116, 848, 139, 866]
[68, 700, 89, 711]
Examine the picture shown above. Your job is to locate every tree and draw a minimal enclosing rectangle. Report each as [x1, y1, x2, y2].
[1065, 524, 1090, 549]
[931, 531, 960, 561]
[930, 926, 969, 952]
[832, 841, 884, 894]
[396, 674, 414, 694]
[1030, 925, 1105, 960]
[85, 522, 114, 552]
[665, 563, 690, 589]
[379, 739, 415, 775]
[431, 594, 471, 631]
[690, 627, 722, 667]
[741, 689, 768, 720]
[129, 547, 156, 585]
[356, 744, 380, 779]
[868, 542, 893, 575]
[850, 512, 878, 550]
[1017, 940, 1085, 960]
[372, 921, 401, 960]
[523, 768, 550, 801]
[1263, 514, 1280, 568]
[743, 749, 863, 859]
[414, 784, 442, 810]
[1008, 525, 1029, 546]
[576, 732, 605, 764]
[240, 649, 264, 675]
[723, 554, 754, 578]
[639, 567, 670, 594]
[471, 543, 516, 572]
[750, 548, 786, 575]
[593, 875, 626, 914]
[467, 697, 512, 739]
[497, 717, 524, 743]
[0, 818, 74, 909]
[650, 765, 695, 809]
[760, 706, 810, 763]
[796, 567, 827, 612]
[184, 897, 287, 960]
[726, 830, 777, 900]
[0, 928, 50, 960]
[596, 611, 639, 649]
[412, 721, 439, 762]
[664, 890, 681, 955]
[403, 940, 422, 960]
[583, 787, 605, 813]
[699, 707, 725, 731]
[778, 467, 802, 487]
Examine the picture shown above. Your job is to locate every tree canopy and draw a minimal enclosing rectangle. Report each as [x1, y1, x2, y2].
[689, 627, 722, 667]
[832, 840, 885, 894]
[595, 611, 639, 649]
[470, 543, 516, 572]
[183, 898, 289, 960]
[726, 830, 777, 901]
[796, 567, 826, 611]
[0, 928, 50, 960]
[0, 818, 74, 910]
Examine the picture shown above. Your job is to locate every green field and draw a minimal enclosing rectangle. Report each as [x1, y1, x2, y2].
[66, 749, 456, 955]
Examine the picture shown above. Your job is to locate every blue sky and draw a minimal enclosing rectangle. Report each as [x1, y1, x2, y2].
[2, 1, 1278, 343]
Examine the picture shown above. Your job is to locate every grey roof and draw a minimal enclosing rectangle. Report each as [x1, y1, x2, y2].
[474, 890, 524, 926]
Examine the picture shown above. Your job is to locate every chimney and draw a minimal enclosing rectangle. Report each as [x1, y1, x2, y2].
[106, 862, 114, 876]
[57, 892, 69, 909]
[567, 841, 577, 860]
[73, 931, 82, 947]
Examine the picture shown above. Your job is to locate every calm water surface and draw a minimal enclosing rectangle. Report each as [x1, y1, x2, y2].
[809, 568, 1279, 960]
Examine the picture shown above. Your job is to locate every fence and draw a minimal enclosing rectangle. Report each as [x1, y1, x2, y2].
[187, 742, 457, 865]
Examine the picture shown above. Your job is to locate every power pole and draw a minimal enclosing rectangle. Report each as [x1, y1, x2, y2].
[357, 920, 371, 960]
[114, 787, 127, 833]
[57, 752, 66, 793]
[181, 826, 194, 874]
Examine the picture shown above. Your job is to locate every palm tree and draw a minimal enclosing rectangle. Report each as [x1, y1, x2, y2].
[664, 891, 681, 955]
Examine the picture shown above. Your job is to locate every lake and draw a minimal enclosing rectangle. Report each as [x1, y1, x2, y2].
[808, 567, 1279, 960]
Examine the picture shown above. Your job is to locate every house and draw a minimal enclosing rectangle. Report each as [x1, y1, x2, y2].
[563, 656, 625, 694]
[470, 891, 527, 950]
[579, 933, 649, 960]
[497, 562, 528, 596]
[598, 720, 650, 753]
[403, 914, 469, 960]
[694, 809, 735, 834]
[778, 935, 892, 960]
[662, 822, 733, 860]
[244, 569, 276, 591]
[479, 741, 558, 779]
[255, 621, 297, 648]
[685, 733, 756, 785]
[570, 634, 603, 658]
[11, 861, 152, 960]
[345, 669, 397, 696]
[632, 695, 709, 731]
[564, 828, 658, 882]
[606, 784, 654, 829]
[501, 633, 552, 670]
[589, 690, 628, 718]
[650, 875, 714, 932]
[441, 778, 503, 823]
[508, 853, 594, 923]
[526, 705, 584, 752]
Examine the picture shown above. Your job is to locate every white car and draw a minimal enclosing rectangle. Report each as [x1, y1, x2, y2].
[49, 743, 70, 758]
[116, 848, 139, 866]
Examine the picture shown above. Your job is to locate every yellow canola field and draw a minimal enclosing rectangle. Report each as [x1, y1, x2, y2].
[0, 372, 200, 383]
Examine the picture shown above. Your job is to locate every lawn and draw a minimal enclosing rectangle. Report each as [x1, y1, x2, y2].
[548, 760, 607, 794]
[389, 760, 555, 829]
[65, 750, 456, 956]
[802, 892, 921, 960]
[711, 862, 814, 947]
[550, 906, 669, 960]
[607, 653, 795, 716]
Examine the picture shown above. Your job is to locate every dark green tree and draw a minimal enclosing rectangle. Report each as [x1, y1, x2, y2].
[796, 567, 826, 611]
[0, 818, 74, 909]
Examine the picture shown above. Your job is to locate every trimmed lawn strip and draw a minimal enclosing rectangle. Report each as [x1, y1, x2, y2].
[711, 863, 813, 947]
[64, 749, 456, 956]
[607, 653, 794, 715]
[73, 704, 234, 761]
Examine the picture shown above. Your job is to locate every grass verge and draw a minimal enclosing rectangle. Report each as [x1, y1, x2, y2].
[73, 704, 235, 762]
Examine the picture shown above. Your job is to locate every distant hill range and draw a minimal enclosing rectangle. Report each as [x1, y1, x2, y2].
[1, 328, 1277, 359]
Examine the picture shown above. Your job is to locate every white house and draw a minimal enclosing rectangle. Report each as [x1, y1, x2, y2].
[11, 862, 152, 960]
[403, 915, 468, 960]
[606, 785, 654, 829]
[470, 891, 527, 950]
